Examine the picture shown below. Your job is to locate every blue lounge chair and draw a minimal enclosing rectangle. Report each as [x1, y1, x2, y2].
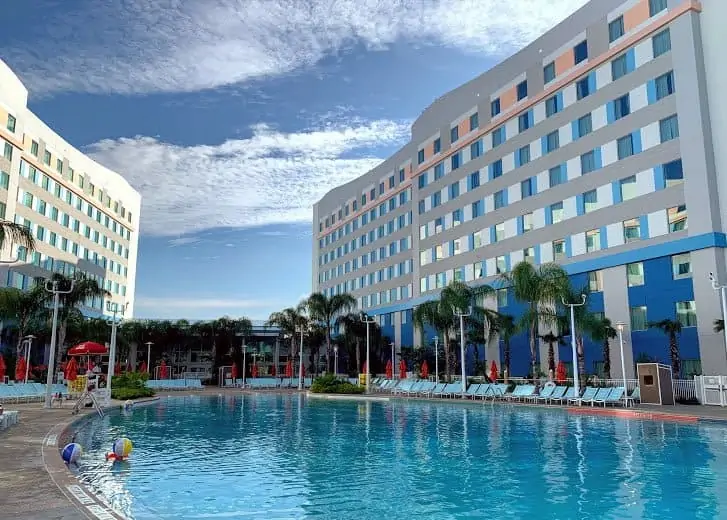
[624, 387, 640, 407]
[568, 386, 598, 406]
[443, 383, 464, 397]
[582, 387, 612, 406]
[540, 386, 567, 404]
[428, 383, 448, 397]
[527, 383, 555, 403]
[464, 383, 481, 398]
[598, 387, 625, 406]
[551, 387, 575, 405]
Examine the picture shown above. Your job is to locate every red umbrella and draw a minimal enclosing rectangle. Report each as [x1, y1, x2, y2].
[489, 360, 499, 382]
[15, 357, 26, 382]
[68, 342, 108, 356]
[65, 357, 78, 382]
[399, 359, 407, 379]
[285, 360, 293, 378]
[0, 354, 6, 380]
[231, 362, 238, 380]
[252, 364, 258, 378]
[362, 361, 367, 374]
[385, 359, 393, 379]
[160, 360, 168, 379]
[421, 360, 429, 379]
[270, 365, 276, 376]
[140, 361, 148, 374]
[556, 361, 567, 383]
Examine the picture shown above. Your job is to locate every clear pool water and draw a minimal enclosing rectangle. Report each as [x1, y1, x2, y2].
[73, 394, 727, 519]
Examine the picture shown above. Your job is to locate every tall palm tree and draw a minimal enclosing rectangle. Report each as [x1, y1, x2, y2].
[306, 293, 356, 373]
[336, 312, 371, 374]
[648, 319, 683, 376]
[0, 284, 47, 358]
[267, 303, 309, 368]
[500, 262, 569, 377]
[558, 283, 594, 387]
[0, 220, 35, 254]
[497, 314, 517, 376]
[539, 331, 565, 374]
[588, 317, 617, 379]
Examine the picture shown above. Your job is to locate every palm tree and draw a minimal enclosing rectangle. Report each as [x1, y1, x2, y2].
[0, 219, 36, 254]
[306, 293, 356, 373]
[539, 331, 565, 374]
[715, 319, 724, 333]
[500, 262, 569, 377]
[267, 303, 309, 369]
[558, 283, 594, 387]
[648, 319, 683, 376]
[588, 317, 617, 379]
[0, 284, 47, 358]
[468, 308, 501, 376]
[336, 312, 371, 374]
[497, 314, 517, 376]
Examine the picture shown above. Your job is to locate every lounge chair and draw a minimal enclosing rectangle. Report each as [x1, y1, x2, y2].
[624, 387, 640, 407]
[393, 380, 415, 395]
[597, 387, 625, 407]
[474, 384, 491, 399]
[540, 386, 567, 404]
[568, 386, 599, 406]
[415, 381, 436, 396]
[428, 383, 448, 397]
[582, 387, 612, 406]
[504, 384, 536, 402]
[551, 387, 575, 405]
[443, 383, 464, 397]
[464, 383, 481, 399]
[527, 383, 555, 403]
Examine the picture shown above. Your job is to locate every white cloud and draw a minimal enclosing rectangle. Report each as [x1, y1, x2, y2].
[4, 0, 588, 96]
[168, 237, 202, 247]
[86, 119, 410, 236]
[135, 296, 279, 310]
[257, 231, 288, 237]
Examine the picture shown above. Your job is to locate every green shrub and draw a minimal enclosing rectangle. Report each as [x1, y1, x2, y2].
[110, 372, 154, 400]
[310, 374, 365, 394]
[111, 386, 154, 400]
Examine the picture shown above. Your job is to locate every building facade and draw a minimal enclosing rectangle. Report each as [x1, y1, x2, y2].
[0, 60, 141, 318]
[313, 0, 727, 377]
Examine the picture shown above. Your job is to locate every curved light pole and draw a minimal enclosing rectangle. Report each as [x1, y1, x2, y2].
[295, 325, 305, 391]
[390, 341, 396, 379]
[333, 345, 339, 375]
[454, 306, 472, 397]
[361, 313, 376, 393]
[616, 321, 628, 400]
[22, 335, 35, 384]
[710, 272, 727, 366]
[44, 279, 74, 408]
[105, 302, 127, 406]
[562, 294, 587, 399]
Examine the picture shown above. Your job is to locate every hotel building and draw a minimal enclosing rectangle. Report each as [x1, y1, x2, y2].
[0, 60, 141, 318]
[313, 0, 727, 377]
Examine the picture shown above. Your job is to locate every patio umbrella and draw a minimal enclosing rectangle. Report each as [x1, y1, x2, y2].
[362, 361, 367, 374]
[115, 361, 122, 375]
[140, 361, 148, 374]
[0, 354, 6, 380]
[68, 342, 108, 356]
[421, 360, 429, 379]
[385, 359, 393, 379]
[556, 361, 567, 383]
[160, 360, 168, 379]
[399, 359, 407, 379]
[489, 360, 499, 382]
[65, 357, 78, 382]
[231, 362, 238, 380]
[285, 360, 293, 378]
[270, 365, 276, 376]
[252, 363, 258, 378]
[15, 357, 26, 382]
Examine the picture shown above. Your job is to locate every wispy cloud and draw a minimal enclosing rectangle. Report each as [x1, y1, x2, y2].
[87, 119, 410, 236]
[3, 0, 587, 96]
[135, 296, 279, 310]
[167, 237, 202, 247]
[258, 231, 288, 237]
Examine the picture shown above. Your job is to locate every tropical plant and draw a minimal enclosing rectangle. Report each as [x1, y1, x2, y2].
[588, 317, 618, 379]
[648, 319, 683, 376]
[0, 219, 36, 254]
[0, 284, 47, 358]
[539, 331, 565, 374]
[500, 262, 569, 377]
[497, 314, 517, 376]
[557, 283, 595, 387]
[310, 374, 364, 394]
[306, 293, 356, 373]
[267, 303, 309, 369]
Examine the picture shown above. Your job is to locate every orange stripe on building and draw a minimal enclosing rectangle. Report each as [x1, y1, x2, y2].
[624, 0, 651, 31]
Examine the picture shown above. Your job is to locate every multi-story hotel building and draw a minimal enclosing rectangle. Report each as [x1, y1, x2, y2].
[0, 60, 141, 317]
[313, 0, 727, 377]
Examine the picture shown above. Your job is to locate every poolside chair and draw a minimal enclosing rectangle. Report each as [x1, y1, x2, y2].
[624, 387, 640, 407]
[525, 383, 555, 403]
[404, 381, 425, 396]
[393, 380, 414, 395]
[551, 387, 575, 405]
[474, 384, 491, 400]
[540, 386, 567, 404]
[582, 387, 612, 406]
[464, 383, 481, 399]
[427, 383, 448, 397]
[416, 381, 436, 396]
[568, 386, 599, 406]
[443, 383, 464, 398]
[596, 387, 625, 407]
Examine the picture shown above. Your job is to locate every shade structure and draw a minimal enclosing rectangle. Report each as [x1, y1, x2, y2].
[0, 354, 6, 380]
[489, 360, 499, 382]
[385, 359, 393, 379]
[420, 360, 429, 379]
[68, 341, 108, 356]
[15, 357, 26, 382]
[140, 361, 148, 374]
[251, 363, 258, 378]
[159, 360, 168, 379]
[285, 360, 293, 378]
[556, 361, 567, 383]
[65, 357, 78, 382]
[231, 362, 238, 380]
[399, 359, 407, 379]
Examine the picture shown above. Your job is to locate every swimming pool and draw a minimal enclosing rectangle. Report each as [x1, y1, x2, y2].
[72, 394, 727, 519]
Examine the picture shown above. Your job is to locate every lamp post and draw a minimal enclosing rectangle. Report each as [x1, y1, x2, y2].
[22, 335, 35, 384]
[390, 341, 396, 379]
[144, 341, 153, 374]
[454, 307, 472, 396]
[361, 313, 376, 394]
[333, 345, 339, 375]
[296, 325, 305, 391]
[105, 302, 127, 406]
[710, 272, 727, 366]
[275, 336, 280, 379]
[562, 294, 587, 399]
[44, 279, 74, 409]
[242, 340, 247, 388]
[616, 321, 628, 399]
[433, 336, 439, 382]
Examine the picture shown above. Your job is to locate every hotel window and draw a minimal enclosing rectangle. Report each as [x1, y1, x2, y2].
[497, 288, 508, 307]
[470, 140, 482, 159]
[453, 209, 462, 226]
[653, 28, 671, 57]
[433, 138, 441, 154]
[574, 40, 588, 64]
[676, 301, 697, 328]
[418, 149, 425, 164]
[553, 239, 566, 261]
[470, 112, 479, 131]
[435, 218, 444, 233]
[30, 140, 38, 156]
[518, 113, 531, 132]
[473, 230, 485, 248]
[523, 212, 533, 232]
[470, 171, 480, 189]
[583, 189, 597, 213]
[6, 114, 16, 133]
[473, 262, 485, 279]
[649, 0, 667, 17]
[672, 253, 692, 279]
[492, 159, 503, 178]
[0, 171, 8, 190]
[544, 61, 556, 84]
[434, 162, 444, 179]
[450, 126, 459, 143]
[588, 271, 603, 292]
[418, 200, 425, 214]
[449, 182, 460, 199]
[668, 205, 687, 232]
[496, 256, 507, 274]
[491, 98, 501, 117]
[660, 115, 679, 142]
[432, 192, 441, 208]
[399, 169, 405, 183]
[664, 159, 683, 187]
[56, 158, 63, 173]
[576, 77, 590, 100]
[581, 150, 597, 174]
[453, 238, 462, 256]
[521, 178, 534, 199]
[451, 152, 461, 170]
[626, 262, 644, 287]
[388, 176, 394, 189]
[495, 223, 505, 241]
[545, 131, 559, 153]
[611, 54, 629, 80]
[2, 142, 11, 161]
[472, 200, 483, 218]
[550, 202, 564, 224]
[545, 95, 559, 117]
[523, 247, 535, 264]
[22, 192, 33, 207]
[436, 273, 446, 289]
[418, 174, 428, 189]
[609, 16, 624, 43]
[43, 150, 51, 165]
[630, 306, 648, 331]
[623, 218, 641, 242]
[614, 94, 630, 120]
[586, 229, 600, 253]
[518, 145, 530, 165]
[655, 71, 675, 100]
[620, 176, 637, 201]
[617, 134, 634, 160]
[492, 127, 505, 148]
[494, 190, 506, 210]
[516, 80, 528, 101]
[549, 165, 565, 187]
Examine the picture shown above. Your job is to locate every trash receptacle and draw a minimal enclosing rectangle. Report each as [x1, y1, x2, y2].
[636, 363, 674, 405]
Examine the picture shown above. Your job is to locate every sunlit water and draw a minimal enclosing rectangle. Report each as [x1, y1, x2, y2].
[72, 394, 727, 519]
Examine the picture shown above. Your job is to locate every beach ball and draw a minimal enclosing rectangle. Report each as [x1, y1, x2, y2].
[61, 442, 83, 464]
[112, 437, 133, 458]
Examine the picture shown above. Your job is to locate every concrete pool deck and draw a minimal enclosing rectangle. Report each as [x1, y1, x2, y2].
[4, 387, 727, 519]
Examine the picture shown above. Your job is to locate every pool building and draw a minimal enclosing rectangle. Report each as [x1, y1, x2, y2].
[312, 0, 727, 378]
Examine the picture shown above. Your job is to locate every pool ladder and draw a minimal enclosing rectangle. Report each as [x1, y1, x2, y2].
[71, 390, 105, 418]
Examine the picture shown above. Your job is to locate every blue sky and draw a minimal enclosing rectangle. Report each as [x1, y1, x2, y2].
[1, 0, 586, 320]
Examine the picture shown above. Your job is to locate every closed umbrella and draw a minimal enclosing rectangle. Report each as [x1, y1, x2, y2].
[556, 361, 567, 383]
[160, 360, 168, 379]
[251, 363, 258, 378]
[231, 362, 238, 380]
[399, 359, 407, 379]
[385, 359, 393, 379]
[489, 360, 499, 382]
[66, 358, 78, 382]
[362, 361, 367, 374]
[15, 357, 26, 382]
[0, 354, 6, 380]
[270, 365, 276, 377]
[285, 360, 293, 378]
[115, 361, 122, 376]
[421, 360, 429, 379]
[140, 361, 148, 374]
